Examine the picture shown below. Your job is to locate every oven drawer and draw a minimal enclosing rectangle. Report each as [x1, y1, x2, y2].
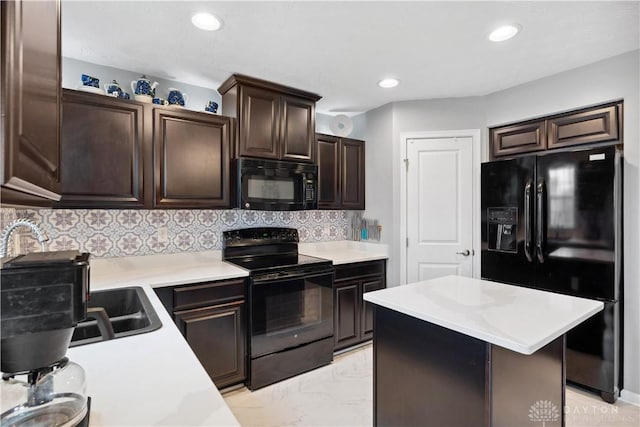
[174, 278, 246, 311]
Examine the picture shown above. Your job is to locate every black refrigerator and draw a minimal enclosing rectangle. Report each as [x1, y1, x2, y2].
[481, 145, 622, 403]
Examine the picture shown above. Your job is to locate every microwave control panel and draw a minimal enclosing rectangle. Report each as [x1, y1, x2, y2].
[305, 178, 315, 201]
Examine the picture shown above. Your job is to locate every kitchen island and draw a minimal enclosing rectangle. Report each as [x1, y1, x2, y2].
[363, 275, 604, 427]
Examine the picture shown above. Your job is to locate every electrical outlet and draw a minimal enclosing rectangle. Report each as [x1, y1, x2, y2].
[324, 224, 330, 236]
[13, 236, 21, 255]
[157, 227, 169, 243]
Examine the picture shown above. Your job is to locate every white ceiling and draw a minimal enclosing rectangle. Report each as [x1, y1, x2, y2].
[62, 1, 639, 115]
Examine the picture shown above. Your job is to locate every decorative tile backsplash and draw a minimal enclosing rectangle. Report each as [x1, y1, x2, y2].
[0, 208, 352, 259]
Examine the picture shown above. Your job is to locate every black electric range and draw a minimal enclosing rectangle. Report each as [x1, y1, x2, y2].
[222, 227, 335, 390]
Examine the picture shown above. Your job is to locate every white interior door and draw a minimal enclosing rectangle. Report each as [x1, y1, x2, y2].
[406, 136, 474, 283]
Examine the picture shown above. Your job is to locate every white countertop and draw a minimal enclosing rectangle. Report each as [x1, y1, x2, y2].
[363, 275, 603, 355]
[68, 250, 249, 426]
[66, 242, 384, 426]
[299, 240, 389, 265]
[89, 250, 249, 290]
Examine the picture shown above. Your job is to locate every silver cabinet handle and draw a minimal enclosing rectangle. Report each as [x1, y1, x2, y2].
[456, 250, 471, 256]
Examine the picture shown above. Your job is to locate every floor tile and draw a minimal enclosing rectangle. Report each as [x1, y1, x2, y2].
[224, 344, 639, 427]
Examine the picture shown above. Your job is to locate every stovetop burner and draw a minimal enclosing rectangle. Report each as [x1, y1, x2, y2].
[222, 227, 331, 273]
[225, 254, 330, 273]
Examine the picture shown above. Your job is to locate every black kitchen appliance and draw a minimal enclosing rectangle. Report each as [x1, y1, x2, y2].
[235, 158, 318, 210]
[481, 145, 623, 403]
[1, 250, 92, 426]
[222, 227, 334, 390]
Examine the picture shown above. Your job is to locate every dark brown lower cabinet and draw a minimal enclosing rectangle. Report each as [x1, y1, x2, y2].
[333, 260, 386, 351]
[175, 301, 245, 388]
[373, 306, 564, 427]
[154, 278, 247, 389]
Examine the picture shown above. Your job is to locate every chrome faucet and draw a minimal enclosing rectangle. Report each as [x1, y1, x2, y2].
[0, 219, 49, 258]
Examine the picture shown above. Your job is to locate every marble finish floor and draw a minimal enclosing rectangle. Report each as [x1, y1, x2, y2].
[224, 344, 639, 427]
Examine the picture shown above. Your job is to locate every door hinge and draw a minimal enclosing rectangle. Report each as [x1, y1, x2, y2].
[404, 158, 409, 171]
[406, 237, 409, 248]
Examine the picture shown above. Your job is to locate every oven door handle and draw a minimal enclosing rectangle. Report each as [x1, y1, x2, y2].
[251, 268, 334, 284]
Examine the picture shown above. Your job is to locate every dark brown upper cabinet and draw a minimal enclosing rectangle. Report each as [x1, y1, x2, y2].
[59, 90, 145, 208]
[490, 101, 623, 159]
[316, 133, 365, 210]
[341, 139, 365, 210]
[152, 106, 232, 208]
[219, 74, 321, 162]
[490, 121, 546, 158]
[547, 103, 620, 150]
[1, 0, 61, 205]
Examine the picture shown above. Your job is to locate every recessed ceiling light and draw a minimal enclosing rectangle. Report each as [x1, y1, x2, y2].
[378, 78, 399, 88]
[191, 12, 222, 31]
[489, 24, 520, 42]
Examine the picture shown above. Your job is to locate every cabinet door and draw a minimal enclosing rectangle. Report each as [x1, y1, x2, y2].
[59, 91, 144, 208]
[334, 282, 360, 350]
[361, 278, 384, 340]
[238, 85, 279, 159]
[490, 121, 546, 159]
[153, 108, 231, 208]
[174, 301, 246, 389]
[280, 96, 314, 162]
[547, 103, 620, 150]
[341, 138, 365, 210]
[1, 0, 61, 201]
[316, 134, 341, 209]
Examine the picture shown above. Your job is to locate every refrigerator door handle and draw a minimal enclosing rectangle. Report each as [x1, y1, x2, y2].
[536, 179, 546, 263]
[524, 179, 533, 262]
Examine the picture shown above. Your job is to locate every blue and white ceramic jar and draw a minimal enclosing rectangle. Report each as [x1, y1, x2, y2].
[104, 80, 130, 99]
[167, 88, 188, 107]
[205, 100, 218, 113]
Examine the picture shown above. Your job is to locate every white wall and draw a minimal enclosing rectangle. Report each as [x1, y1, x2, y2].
[316, 112, 367, 140]
[485, 49, 640, 398]
[363, 103, 394, 280]
[362, 49, 639, 397]
[63, 57, 220, 112]
[365, 97, 486, 287]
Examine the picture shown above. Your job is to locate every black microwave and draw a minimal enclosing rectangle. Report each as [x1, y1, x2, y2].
[235, 158, 317, 210]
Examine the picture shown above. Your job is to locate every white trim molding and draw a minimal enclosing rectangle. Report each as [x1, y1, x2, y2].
[620, 389, 640, 406]
[399, 129, 482, 285]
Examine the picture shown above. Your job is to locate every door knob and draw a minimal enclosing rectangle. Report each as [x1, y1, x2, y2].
[456, 249, 471, 256]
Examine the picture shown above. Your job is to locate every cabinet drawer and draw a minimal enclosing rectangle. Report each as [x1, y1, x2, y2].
[173, 279, 245, 311]
[547, 103, 620, 149]
[490, 121, 546, 158]
[335, 260, 385, 282]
